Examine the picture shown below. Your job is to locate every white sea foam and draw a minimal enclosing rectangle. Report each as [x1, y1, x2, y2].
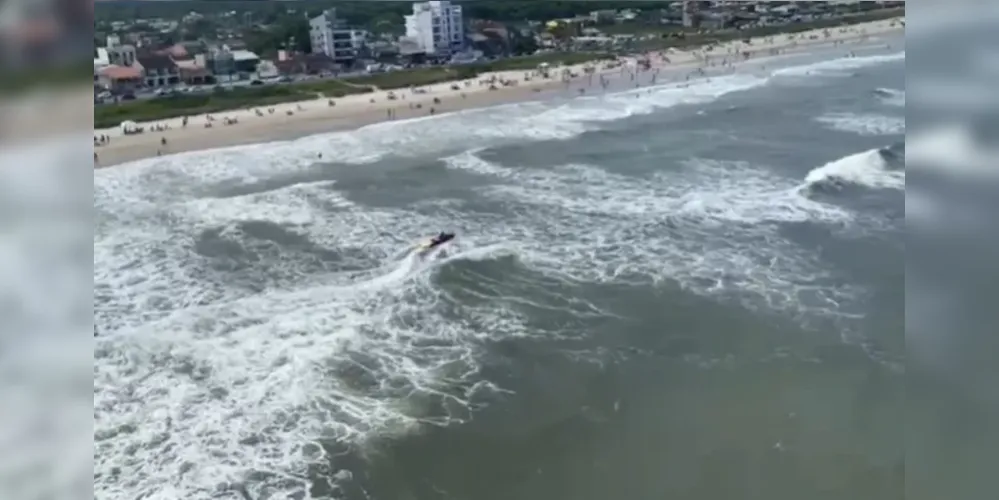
[816, 112, 905, 136]
[446, 151, 858, 313]
[550, 73, 770, 122]
[94, 50, 903, 500]
[772, 52, 904, 78]
[113, 73, 773, 179]
[94, 157, 536, 499]
[874, 87, 905, 107]
[185, 181, 353, 227]
[108, 52, 903, 179]
[804, 148, 904, 191]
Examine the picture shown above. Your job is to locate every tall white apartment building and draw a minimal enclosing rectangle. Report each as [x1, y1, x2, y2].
[404, 1, 465, 56]
[309, 9, 356, 65]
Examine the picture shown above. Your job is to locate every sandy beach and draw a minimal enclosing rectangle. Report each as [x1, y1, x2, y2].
[94, 18, 904, 167]
[93, 14, 912, 499]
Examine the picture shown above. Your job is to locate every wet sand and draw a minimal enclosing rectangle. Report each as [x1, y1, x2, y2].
[93, 18, 904, 168]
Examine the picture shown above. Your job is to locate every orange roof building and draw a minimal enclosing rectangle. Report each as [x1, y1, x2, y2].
[99, 65, 143, 80]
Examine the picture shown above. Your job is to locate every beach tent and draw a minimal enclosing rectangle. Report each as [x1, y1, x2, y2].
[119, 120, 137, 133]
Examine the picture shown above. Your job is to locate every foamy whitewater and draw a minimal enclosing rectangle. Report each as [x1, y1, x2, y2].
[94, 42, 906, 500]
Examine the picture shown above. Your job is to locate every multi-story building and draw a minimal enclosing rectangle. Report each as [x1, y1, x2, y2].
[197, 48, 235, 81]
[682, 1, 725, 28]
[405, 1, 465, 57]
[350, 30, 369, 50]
[231, 49, 261, 74]
[309, 9, 356, 66]
[105, 36, 137, 67]
[682, 1, 700, 28]
[97, 65, 143, 94]
[136, 53, 180, 88]
[94, 47, 110, 83]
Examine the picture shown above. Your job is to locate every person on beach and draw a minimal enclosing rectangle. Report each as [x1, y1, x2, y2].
[91, 18, 902, 168]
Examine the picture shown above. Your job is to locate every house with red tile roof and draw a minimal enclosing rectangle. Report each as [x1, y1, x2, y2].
[97, 65, 143, 93]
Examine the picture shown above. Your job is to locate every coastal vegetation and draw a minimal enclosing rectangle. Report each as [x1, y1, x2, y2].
[94, 84, 366, 128]
[94, 51, 614, 128]
[94, 6, 903, 128]
[96, 1, 674, 31]
[95, 1, 672, 55]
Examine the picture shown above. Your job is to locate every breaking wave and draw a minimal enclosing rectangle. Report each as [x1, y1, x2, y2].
[772, 52, 905, 78]
[873, 87, 905, 107]
[92, 50, 905, 500]
[803, 145, 905, 192]
[816, 112, 905, 136]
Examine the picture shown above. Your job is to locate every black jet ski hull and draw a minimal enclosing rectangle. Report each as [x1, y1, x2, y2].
[420, 233, 455, 251]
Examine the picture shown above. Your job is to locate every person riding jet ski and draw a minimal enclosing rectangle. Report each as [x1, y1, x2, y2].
[423, 232, 455, 250]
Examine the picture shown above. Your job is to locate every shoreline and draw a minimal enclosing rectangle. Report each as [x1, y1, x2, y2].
[94, 18, 904, 168]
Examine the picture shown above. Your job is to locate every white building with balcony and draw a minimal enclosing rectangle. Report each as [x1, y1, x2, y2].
[310, 9, 357, 66]
[105, 41, 137, 67]
[94, 47, 110, 82]
[404, 1, 465, 57]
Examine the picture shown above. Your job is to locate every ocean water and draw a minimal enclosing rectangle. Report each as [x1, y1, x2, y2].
[94, 40, 906, 500]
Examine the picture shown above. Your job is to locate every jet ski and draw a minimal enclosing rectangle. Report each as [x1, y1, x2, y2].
[417, 232, 455, 253]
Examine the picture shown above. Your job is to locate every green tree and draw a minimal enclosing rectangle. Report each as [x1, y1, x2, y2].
[509, 30, 539, 56]
[245, 16, 311, 57]
[547, 22, 576, 41]
[97, 1, 673, 26]
[185, 18, 219, 39]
